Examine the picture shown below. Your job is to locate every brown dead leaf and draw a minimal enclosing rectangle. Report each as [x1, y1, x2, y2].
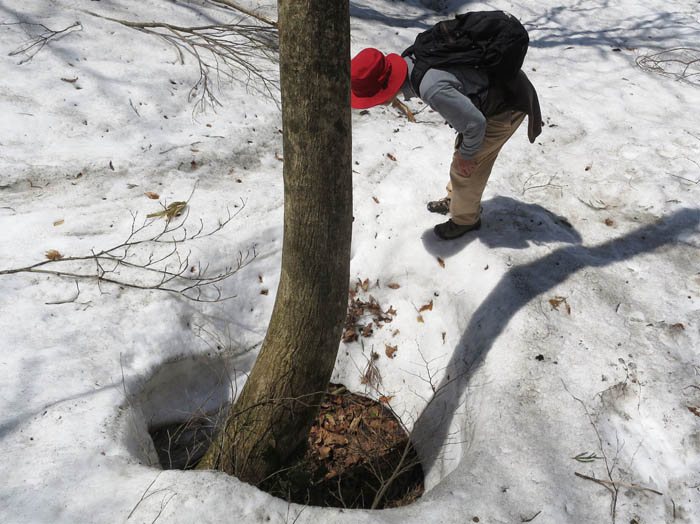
[549, 296, 571, 314]
[378, 395, 394, 404]
[387, 153, 397, 161]
[53, 219, 64, 227]
[360, 278, 370, 292]
[318, 445, 332, 459]
[437, 256, 445, 268]
[689, 406, 700, 417]
[144, 192, 160, 200]
[342, 328, 358, 343]
[361, 323, 373, 337]
[385, 305, 397, 316]
[604, 218, 615, 227]
[392, 329, 400, 337]
[419, 300, 434, 313]
[372, 196, 380, 204]
[387, 283, 400, 289]
[260, 289, 269, 295]
[671, 323, 685, 330]
[417, 315, 424, 323]
[385, 344, 397, 359]
[45, 249, 63, 260]
[275, 152, 284, 162]
[442, 332, 446, 344]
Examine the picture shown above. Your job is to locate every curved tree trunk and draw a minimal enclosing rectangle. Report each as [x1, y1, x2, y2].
[197, 0, 352, 485]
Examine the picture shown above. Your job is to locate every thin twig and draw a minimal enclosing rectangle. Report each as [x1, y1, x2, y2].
[207, 0, 278, 27]
[574, 472, 663, 496]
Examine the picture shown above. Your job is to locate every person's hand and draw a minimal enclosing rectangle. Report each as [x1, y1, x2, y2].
[452, 152, 478, 178]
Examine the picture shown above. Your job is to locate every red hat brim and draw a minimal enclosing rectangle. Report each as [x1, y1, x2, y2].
[351, 53, 407, 109]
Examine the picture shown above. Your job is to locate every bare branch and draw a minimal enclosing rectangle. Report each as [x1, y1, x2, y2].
[5, 21, 82, 64]
[85, 11, 279, 113]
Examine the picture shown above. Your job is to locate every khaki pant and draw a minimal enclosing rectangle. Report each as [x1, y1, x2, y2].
[446, 110, 526, 225]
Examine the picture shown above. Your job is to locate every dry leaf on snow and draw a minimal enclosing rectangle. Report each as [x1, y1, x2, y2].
[385, 344, 397, 359]
[437, 256, 445, 268]
[387, 283, 400, 289]
[144, 192, 160, 199]
[419, 300, 433, 312]
[45, 250, 63, 260]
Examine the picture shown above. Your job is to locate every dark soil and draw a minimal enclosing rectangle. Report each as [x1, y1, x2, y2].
[149, 384, 424, 509]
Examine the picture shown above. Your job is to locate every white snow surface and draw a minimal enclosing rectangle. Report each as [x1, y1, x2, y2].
[1, 0, 699, 523]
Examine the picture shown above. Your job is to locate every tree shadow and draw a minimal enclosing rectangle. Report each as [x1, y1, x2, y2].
[421, 195, 582, 259]
[350, 1, 435, 30]
[411, 207, 700, 474]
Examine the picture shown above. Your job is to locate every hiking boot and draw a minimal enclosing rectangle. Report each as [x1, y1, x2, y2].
[434, 218, 481, 240]
[427, 197, 451, 215]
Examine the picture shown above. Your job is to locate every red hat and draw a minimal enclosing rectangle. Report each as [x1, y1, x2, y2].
[351, 48, 407, 109]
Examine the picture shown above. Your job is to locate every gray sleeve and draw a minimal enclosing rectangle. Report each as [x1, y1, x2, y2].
[421, 80, 486, 159]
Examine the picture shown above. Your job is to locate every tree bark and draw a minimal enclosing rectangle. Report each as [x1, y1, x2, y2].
[197, 0, 352, 485]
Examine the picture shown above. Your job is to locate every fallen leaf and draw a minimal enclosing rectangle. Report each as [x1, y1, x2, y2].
[549, 296, 571, 314]
[671, 323, 685, 330]
[342, 328, 358, 343]
[260, 289, 269, 295]
[235, 179, 242, 183]
[378, 395, 393, 404]
[361, 323, 373, 337]
[190, 148, 200, 153]
[53, 219, 64, 227]
[144, 192, 160, 200]
[147, 201, 187, 219]
[275, 152, 284, 162]
[417, 315, 424, 323]
[585, 164, 592, 171]
[392, 329, 400, 337]
[45, 250, 63, 261]
[604, 218, 615, 227]
[360, 278, 370, 292]
[190, 160, 198, 169]
[76, 172, 83, 179]
[419, 300, 433, 313]
[442, 332, 446, 344]
[688, 406, 700, 417]
[318, 445, 332, 459]
[385, 305, 397, 316]
[385, 344, 397, 359]
[387, 153, 397, 161]
[372, 196, 380, 204]
[60, 77, 78, 83]
[484, 265, 489, 270]
[258, 274, 263, 283]
[437, 256, 445, 268]
[387, 283, 400, 289]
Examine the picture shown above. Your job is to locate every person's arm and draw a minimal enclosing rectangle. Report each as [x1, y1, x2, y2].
[421, 79, 487, 168]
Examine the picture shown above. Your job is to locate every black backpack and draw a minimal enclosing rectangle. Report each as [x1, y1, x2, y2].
[402, 11, 529, 94]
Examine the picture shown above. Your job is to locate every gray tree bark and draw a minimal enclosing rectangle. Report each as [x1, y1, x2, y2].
[197, 0, 352, 485]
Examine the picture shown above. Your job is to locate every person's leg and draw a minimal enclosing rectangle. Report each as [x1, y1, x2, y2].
[448, 110, 525, 226]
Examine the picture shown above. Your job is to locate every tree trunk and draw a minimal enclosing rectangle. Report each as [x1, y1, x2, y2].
[197, 0, 352, 485]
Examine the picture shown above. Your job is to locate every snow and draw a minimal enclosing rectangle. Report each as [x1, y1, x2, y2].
[1, 0, 699, 522]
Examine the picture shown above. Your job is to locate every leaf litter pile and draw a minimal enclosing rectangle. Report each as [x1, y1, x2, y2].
[259, 384, 424, 509]
[150, 385, 424, 509]
[343, 278, 398, 343]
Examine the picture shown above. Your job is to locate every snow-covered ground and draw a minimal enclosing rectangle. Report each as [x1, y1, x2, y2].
[1, 0, 699, 522]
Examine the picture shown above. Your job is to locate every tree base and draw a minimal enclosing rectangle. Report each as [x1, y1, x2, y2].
[149, 384, 424, 509]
